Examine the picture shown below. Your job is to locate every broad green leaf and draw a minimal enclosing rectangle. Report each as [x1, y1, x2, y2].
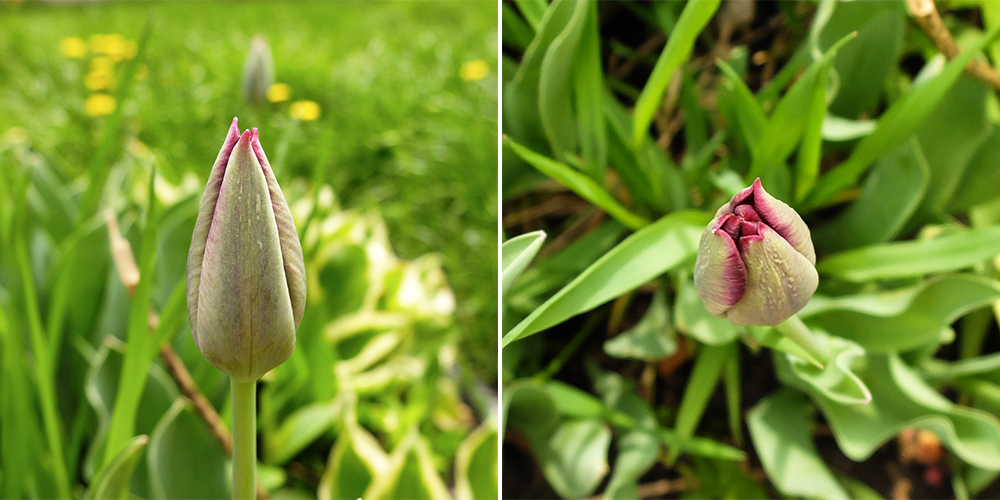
[819, 1, 905, 119]
[784, 353, 1000, 469]
[502, 4, 535, 51]
[150, 278, 187, 352]
[515, 0, 548, 30]
[148, 399, 229, 500]
[0, 301, 44, 500]
[914, 76, 991, 214]
[505, 137, 649, 230]
[84, 435, 148, 500]
[745, 325, 823, 369]
[632, 0, 721, 149]
[675, 275, 742, 345]
[539, 0, 588, 162]
[747, 389, 850, 500]
[681, 456, 769, 500]
[804, 275, 1000, 352]
[812, 139, 929, 252]
[603, 91, 663, 211]
[667, 343, 732, 463]
[318, 421, 390, 500]
[572, 0, 606, 179]
[266, 401, 338, 465]
[502, 230, 546, 295]
[363, 429, 450, 500]
[794, 51, 830, 201]
[679, 71, 708, 153]
[603, 430, 659, 500]
[817, 226, 1000, 282]
[502, 380, 558, 442]
[950, 126, 1000, 212]
[603, 291, 677, 361]
[773, 332, 872, 406]
[821, 114, 876, 141]
[807, 24, 1000, 208]
[454, 422, 498, 500]
[527, 419, 611, 499]
[503, 211, 709, 346]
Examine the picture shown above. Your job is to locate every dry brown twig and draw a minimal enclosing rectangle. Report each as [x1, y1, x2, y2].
[907, 0, 1000, 92]
[103, 209, 270, 500]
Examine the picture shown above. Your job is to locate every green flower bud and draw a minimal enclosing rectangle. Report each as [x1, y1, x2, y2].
[242, 36, 274, 105]
[694, 178, 817, 326]
[187, 118, 306, 382]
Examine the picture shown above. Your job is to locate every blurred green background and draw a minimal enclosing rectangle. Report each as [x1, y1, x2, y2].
[0, 1, 497, 499]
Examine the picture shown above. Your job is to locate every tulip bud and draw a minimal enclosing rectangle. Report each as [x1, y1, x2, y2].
[242, 36, 274, 105]
[693, 178, 817, 326]
[187, 117, 306, 382]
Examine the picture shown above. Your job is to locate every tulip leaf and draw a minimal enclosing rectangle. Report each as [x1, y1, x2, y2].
[804, 275, 1000, 352]
[675, 275, 742, 346]
[148, 399, 229, 500]
[538, 0, 587, 164]
[265, 401, 338, 465]
[817, 226, 1000, 282]
[504, 137, 650, 230]
[632, 0, 721, 149]
[524, 418, 612, 500]
[502, 380, 558, 443]
[747, 388, 850, 500]
[812, 139, 929, 252]
[783, 353, 1000, 469]
[821, 114, 877, 141]
[807, 23, 1000, 208]
[454, 422, 499, 500]
[716, 59, 766, 150]
[773, 332, 872, 406]
[573, 0, 606, 180]
[592, 370, 659, 500]
[502, 211, 709, 347]
[502, 230, 547, 296]
[318, 420, 390, 500]
[363, 428, 451, 500]
[745, 325, 824, 370]
[949, 126, 1000, 212]
[603, 291, 677, 361]
[84, 435, 148, 500]
[667, 343, 732, 463]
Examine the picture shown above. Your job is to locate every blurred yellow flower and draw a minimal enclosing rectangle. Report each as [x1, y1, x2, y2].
[85, 94, 116, 116]
[459, 60, 489, 81]
[84, 71, 115, 91]
[267, 83, 291, 103]
[89, 56, 115, 75]
[90, 34, 129, 60]
[60, 37, 87, 58]
[290, 100, 321, 121]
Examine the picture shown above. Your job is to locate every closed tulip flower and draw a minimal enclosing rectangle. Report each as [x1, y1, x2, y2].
[186, 117, 306, 383]
[694, 178, 817, 326]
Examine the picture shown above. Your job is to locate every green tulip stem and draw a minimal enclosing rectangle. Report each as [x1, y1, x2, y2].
[231, 378, 257, 500]
[774, 315, 830, 367]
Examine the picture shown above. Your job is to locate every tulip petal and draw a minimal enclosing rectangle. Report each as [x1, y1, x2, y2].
[693, 219, 748, 317]
[726, 224, 818, 326]
[250, 128, 306, 329]
[195, 130, 296, 382]
[187, 117, 240, 340]
[749, 178, 816, 264]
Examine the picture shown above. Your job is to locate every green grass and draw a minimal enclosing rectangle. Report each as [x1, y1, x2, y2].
[0, 0, 498, 379]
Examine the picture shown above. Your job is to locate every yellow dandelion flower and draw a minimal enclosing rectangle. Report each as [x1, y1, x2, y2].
[459, 60, 489, 81]
[84, 71, 115, 91]
[60, 37, 87, 58]
[89, 56, 115, 75]
[289, 100, 321, 121]
[267, 83, 291, 103]
[90, 34, 127, 57]
[85, 94, 116, 116]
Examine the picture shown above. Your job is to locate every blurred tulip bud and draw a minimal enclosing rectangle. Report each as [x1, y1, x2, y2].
[187, 118, 306, 382]
[693, 178, 817, 326]
[242, 36, 274, 105]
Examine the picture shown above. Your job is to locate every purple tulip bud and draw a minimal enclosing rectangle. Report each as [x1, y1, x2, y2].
[693, 178, 817, 326]
[187, 118, 306, 382]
